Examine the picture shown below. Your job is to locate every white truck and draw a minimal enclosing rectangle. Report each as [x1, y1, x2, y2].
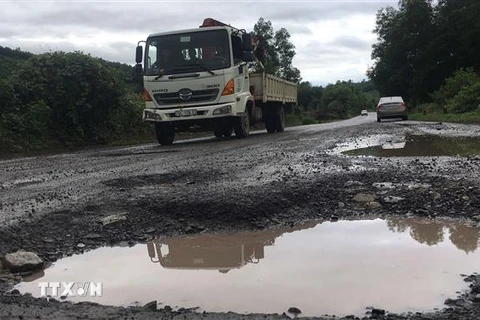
[135, 18, 298, 145]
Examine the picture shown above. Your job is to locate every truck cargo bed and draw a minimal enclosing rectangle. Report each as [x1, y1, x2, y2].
[249, 72, 297, 104]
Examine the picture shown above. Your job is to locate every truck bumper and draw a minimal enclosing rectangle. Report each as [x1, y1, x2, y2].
[143, 101, 243, 123]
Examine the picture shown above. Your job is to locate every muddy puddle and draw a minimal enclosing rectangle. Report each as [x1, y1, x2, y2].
[337, 134, 480, 157]
[16, 218, 480, 317]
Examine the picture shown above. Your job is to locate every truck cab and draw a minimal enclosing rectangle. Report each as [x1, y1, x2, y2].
[135, 18, 297, 145]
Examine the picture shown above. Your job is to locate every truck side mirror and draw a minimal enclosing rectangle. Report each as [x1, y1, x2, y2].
[135, 45, 143, 64]
[242, 33, 252, 52]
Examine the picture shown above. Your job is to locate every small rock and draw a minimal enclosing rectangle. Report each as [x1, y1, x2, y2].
[9, 289, 20, 295]
[366, 201, 382, 209]
[163, 305, 173, 312]
[145, 227, 156, 234]
[43, 238, 55, 243]
[383, 196, 404, 204]
[84, 233, 102, 240]
[474, 294, 480, 302]
[353, 193, 377, 203]
[371, 308, 385, 316]
[118, 241, 129, 247]
[101, 213, 127, 226]
[462, 195, 470, 201]
[330, 215, 339, 222]
[143, 300, 157, 311]
[338, 202, 345, 208]
[372, 182, 395, 189]
[287, 307, 302, 316]
[344, 180, 363, 187]
[3, 251, 44, 273]
[445, 298, 459, 306]
[77, 243, 86, 248]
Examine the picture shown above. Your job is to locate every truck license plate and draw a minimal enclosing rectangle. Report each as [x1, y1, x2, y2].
[175, 109, 197, 117]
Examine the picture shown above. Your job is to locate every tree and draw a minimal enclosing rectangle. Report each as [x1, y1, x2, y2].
[298, 81, 313, 109]
[319, 81, 369, 119]
[252, 18, 301, 83]
[369, 0, 480, 108]
[430, 68, 480, 113]
[368, 0, 436, 107]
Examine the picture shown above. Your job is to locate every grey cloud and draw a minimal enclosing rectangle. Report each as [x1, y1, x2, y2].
[333, 36, 372, 51]
[260, 1, 396, 22]
[0, 26, 18, 39]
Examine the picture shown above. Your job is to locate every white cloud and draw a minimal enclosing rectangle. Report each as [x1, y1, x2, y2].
[0, 0, 398, 86]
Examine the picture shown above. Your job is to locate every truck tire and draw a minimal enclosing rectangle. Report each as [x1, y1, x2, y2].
[214, 125, 233, 138]
[273, 106, 285, 132]
[155, 122, 175, 145]
[265, 106, 285, 133]
[223, 127, 233, 137]
[213, 129, 223, 138]
[234, 112, 250, 139]
[265, 116, 276, 133]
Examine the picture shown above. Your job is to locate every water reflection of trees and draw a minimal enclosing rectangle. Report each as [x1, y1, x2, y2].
[386, 217, 480, 253]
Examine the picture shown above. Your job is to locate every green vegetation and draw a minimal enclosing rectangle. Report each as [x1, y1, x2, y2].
[252, 18, 301, 83]
[0, 46, 32, 78]
[409, 110, 480, 124]
[368, 0, 480, 118]
[292, 80, 377, 124]
[0, 50, 150, 153]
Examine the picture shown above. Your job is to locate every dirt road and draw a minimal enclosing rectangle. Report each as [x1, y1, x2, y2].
[1, 115, 480, 319]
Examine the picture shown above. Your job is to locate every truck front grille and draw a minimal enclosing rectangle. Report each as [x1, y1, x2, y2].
[153, 89, 219, 105]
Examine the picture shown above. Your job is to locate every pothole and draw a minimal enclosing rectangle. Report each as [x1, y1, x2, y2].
[16, 217, 480, 317]
[333, 134, 480, 157]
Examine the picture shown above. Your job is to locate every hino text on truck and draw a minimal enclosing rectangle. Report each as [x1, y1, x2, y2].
[135, 18, 298, 145]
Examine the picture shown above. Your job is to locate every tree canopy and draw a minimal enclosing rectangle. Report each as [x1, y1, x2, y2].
[368, 0, 480, 108]
[252, 18, 302, 83]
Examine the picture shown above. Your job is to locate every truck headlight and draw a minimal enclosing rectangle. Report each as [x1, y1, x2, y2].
[144, 110, 162, 120]
[213, 105, 232, 115]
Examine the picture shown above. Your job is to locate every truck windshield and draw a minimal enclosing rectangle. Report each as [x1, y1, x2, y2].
[145, 29, 230, 76]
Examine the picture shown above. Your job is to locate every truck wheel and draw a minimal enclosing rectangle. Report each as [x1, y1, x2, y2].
[155, 123, 175, 145]
[265, 116, 276, 133]
[223, 127, 233, 137]
[214, 126, 232, 137]
[213, 129, 223, 138]
[274, 107, 285, 132]
[234, 112, 250, 139]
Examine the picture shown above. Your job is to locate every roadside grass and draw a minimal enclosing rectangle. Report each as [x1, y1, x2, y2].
[409, 110, 480, 124]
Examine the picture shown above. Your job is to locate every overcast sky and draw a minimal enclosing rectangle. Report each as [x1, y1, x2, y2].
[1, 0, 398, 86]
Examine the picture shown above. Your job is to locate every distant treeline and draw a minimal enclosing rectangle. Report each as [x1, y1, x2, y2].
[291, 80, 379, 125]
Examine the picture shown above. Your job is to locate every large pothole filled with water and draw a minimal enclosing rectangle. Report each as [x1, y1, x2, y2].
[16, 217, 480, 317]
[333, 134, 480, 157]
